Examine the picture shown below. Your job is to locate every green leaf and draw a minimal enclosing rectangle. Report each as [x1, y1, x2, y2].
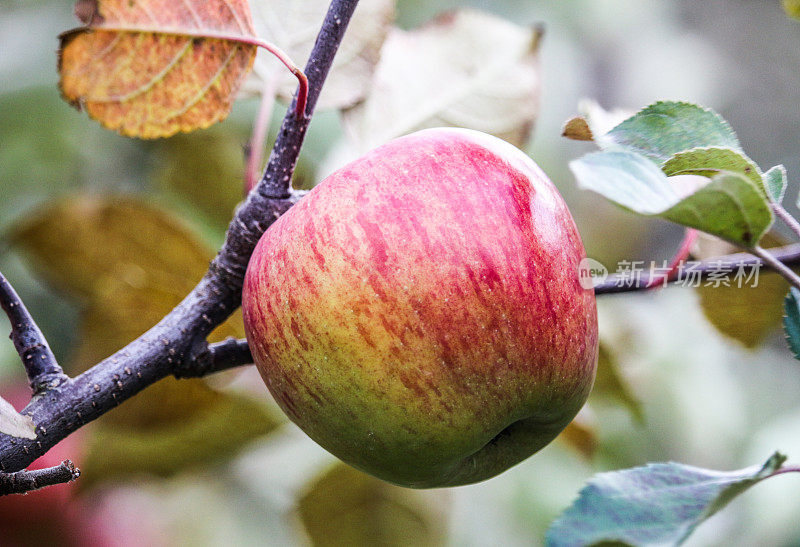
[298, 463, 446, 546]
[546, 452, 788, 547]
[600, 101, 741, 164]
[783, 287, 800, 360]
[0, 395, 36, 440]
[764, 165, 788, 204]
[784, 0, 800, 20]
[662, 147, 764, 197]
[570, 151, 773, 246]
[0, 88, 142, 233]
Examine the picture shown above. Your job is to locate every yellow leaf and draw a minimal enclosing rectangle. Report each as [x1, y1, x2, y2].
[153, 128, 247, 235]
[79, 390, 278, 486]
[695, 233, 789, 348]
[784, 0, 800, 20]
[557, 406, 597, 460]
[591, 343, 644, 424]
[59, 0, 259, 138]
[298, 463, 447, 546]
[10, 196, 276, 482]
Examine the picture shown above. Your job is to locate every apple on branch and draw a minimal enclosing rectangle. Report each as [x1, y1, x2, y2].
[243, 128, 598, 488]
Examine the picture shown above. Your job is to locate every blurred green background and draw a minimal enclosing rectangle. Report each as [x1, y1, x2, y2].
[2, 0, 800, 545]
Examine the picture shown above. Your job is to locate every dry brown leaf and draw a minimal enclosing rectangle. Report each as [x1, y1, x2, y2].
[563, 99, 634, 143]
[562, 117, 594, 141]
[343, 9, 542, 151]
[59, 0, 260, 138]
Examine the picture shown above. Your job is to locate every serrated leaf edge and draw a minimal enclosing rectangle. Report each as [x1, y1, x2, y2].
[611, 99, 741, 149]
[661, 146, 763, 188]
[783, 287, 800, 360]
[546, 452, 788, 547]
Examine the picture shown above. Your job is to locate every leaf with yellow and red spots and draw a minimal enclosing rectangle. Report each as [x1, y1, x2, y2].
[59, 0, 292, 138]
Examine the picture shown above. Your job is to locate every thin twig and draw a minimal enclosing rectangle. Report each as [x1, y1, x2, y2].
[245, 76, 279, 194]
[0, 272, 68, 393]
[772, 464, 800, 477]
[751, 245, 800, 290]
[0, 460, 80, 495]
[773, 202, 800, 241]
[595, 243, 800, 294]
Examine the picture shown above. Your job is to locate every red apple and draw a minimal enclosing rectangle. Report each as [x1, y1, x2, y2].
[243, 128, 598, 487]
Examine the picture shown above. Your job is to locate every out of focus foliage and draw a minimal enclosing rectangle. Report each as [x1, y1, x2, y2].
[2, 0, 800, 545]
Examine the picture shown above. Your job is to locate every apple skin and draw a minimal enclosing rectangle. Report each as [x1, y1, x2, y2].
[243, 127, 598, 488]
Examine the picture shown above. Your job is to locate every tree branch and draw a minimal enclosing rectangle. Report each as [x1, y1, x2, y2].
[11, 0, 792, 492]
[0, 272, 68, 393]
[175, 338, 253, 379]
[0, 460, 80, 495]
[0, 0, 361, 477]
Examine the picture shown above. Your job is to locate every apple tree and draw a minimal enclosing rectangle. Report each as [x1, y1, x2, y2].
[2, 0, 800, 544]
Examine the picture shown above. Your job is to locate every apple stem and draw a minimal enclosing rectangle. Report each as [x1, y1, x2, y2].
[0, 272, 69, 394]
[0, 460, 80, 496]
[250, 40, 309, 118]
